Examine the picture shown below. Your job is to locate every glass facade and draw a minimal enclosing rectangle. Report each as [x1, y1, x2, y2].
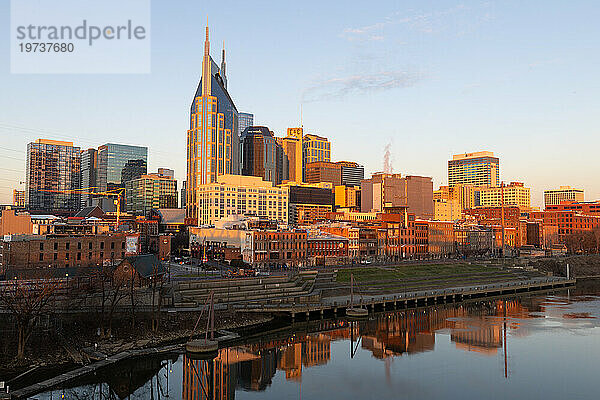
[241, 126, 285, 186]
[238, 112, 254, 137]
[97, 143, 148, 191]
[26, 139, 81, 214]
[80, 148, 97, 208]
[186, 26, 240, 224]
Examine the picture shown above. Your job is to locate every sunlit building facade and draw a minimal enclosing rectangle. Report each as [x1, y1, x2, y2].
[197, 175, 288, 226]
[186, 25, 240, 224]
[478, 182, 530, 209]
[303, 134, 330, 180]
[26, 139, 81, 214]
[544, 186, 584, 208]
[448, 151, 499, 188]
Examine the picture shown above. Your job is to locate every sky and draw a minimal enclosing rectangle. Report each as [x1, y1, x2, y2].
[1, 0, 599, 207]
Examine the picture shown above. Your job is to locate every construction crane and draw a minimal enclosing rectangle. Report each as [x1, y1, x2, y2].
[41, 187, 125, 227]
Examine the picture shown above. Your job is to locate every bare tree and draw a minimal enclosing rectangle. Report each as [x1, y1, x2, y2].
[0, 279, 59, 361]
[150, 264, 165, 333]
[93, 262, 129, 338]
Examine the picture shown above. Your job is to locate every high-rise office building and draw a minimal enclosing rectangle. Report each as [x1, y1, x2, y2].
[279, 128, 304, 184]
[186, 25, 240, 224]
[448, 151, 499, 188]
[80, 148, 97, 208]
[238, 112, 254, 136]
[241, 126, 286, 186]
[361, 173, 434, 219]
[97, 143, 147, 191]
[337, 161, 364, 187]
[26, 139, 81, 214]
[303, 134, 330, 165]
[478, 182, 531, 209]
[180, 180, 187, 209]
[544, 186, 584, 208]
[305, 161, 341, 187]
[125, 173, 178, 216]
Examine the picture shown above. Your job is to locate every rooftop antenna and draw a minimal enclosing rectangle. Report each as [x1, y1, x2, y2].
[300, 103, 303, 128]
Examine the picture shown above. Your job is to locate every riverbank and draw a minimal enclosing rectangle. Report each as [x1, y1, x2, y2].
[0, 310, 272, 390]
[529, 255, 600, 278]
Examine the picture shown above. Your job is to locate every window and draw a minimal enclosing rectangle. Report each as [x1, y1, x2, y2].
[77, 252, 81, 260]
[39, 253, 43, 261]
[66, 242, 70, 250]
[100, 252, 104, 258]
[111, 242, 115, 249]
[77, 242, 82, 250]
[54, 242, 58, 250]
[65, 253, 70, 260]
[89, 242, 92, 250]
[54, 253, 57, 260]
[121, 242, 125, 249]
[100, 242, 105, 249]
[88, 252, 92, 259]
[39, 243, 44, 251]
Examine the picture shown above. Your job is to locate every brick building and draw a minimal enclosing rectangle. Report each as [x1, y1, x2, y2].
[251, 230, 307, 268]
[307, 233, 349, 266]
[0, 233, 137, 275]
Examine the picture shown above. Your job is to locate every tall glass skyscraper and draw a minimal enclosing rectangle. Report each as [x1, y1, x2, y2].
[241, 126, 286, 186]
[80, 148, 97, 208]
[97, 143, 148, 191]
[26, 139, 81, 214]
[186, 24, 240, 224]
[238, 112, 254, 136]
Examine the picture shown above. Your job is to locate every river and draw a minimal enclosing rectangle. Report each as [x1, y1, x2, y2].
[31, 283, 600, 399]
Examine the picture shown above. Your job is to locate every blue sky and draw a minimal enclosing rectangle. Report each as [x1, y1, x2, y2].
[1, 0, 599, 206]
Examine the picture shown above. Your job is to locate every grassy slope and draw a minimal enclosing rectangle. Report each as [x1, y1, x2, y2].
[336, 263, 491, 283]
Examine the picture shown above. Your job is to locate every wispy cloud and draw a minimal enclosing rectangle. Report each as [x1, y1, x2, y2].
[302, 70, 424, 103]
[341, 3, 492, 42]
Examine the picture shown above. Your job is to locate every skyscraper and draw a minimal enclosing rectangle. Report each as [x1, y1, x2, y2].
[238, 112, 254, 136]
[303, 134, 330, 164]
[448, 151, 499, 188]
[337, 161, 364, 187]
[279, 128, 303, 183]
[241, 126, 286, 186]
[26, 139, 81, 214]
[303, 134, 330, 182]
[186, 24, 240, 224]
[80, 148, 97, 208]
[97, 143, 148, 191]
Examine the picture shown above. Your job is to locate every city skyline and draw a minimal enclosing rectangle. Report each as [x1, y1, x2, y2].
[1, 0, 600, 206]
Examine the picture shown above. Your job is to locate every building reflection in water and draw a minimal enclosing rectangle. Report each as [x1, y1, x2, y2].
[180, 299, 542, 396]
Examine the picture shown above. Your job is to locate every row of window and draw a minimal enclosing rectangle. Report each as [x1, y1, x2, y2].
[38, 251, 124, 261]
[40, 241, 124, 251]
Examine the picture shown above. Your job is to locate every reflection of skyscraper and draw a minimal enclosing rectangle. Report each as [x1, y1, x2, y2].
[302, 334, 331, 367]
[186, 24, 240, 224]
[237, 348, 277, 391]
[278, 343, 303, 381]
[182, 352, 235, 400]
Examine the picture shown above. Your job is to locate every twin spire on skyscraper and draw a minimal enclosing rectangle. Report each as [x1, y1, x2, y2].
[201, 19, 228, 95]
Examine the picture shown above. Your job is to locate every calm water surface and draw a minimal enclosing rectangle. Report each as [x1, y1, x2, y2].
[33, 285, 600, 399]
